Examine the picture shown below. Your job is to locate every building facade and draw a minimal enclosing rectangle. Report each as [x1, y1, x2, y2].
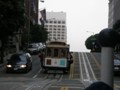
[108, 0, 120, 51]
[38, 0, 46, 27]
[108, 0, 120, 28]
[25, 0, 39, 24]
[45, 12, 67, 43]
[8, 0, 39, 51]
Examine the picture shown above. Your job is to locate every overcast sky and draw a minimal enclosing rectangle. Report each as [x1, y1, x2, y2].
[40, 0, 109, 52]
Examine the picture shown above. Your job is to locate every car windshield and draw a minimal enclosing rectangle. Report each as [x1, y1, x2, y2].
[10, 54, 27, 62]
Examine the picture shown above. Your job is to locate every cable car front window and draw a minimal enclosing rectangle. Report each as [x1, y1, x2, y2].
[47, 48, 52, 57]
[54, 48, 59, 57]
[60, 48, 66, 57]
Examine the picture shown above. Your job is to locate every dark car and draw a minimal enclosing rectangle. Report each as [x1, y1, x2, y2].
[114, 57, 120, 74]
[6, 53, 32, 73]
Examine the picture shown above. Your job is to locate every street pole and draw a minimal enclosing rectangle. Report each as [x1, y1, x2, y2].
[101, 47, 114, 87]
[98, 28, 119, 88]
[15, 35, 19, 53]
[28, 0, 31, 45]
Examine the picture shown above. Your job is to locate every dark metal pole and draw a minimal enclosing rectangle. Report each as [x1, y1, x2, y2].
[28, 0, 31, 45]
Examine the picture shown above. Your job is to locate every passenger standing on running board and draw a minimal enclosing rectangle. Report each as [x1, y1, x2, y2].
[67, 52, 73, 71]
[38, 50, 45, 70]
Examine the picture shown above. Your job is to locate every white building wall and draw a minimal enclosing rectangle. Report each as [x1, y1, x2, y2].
[45, 12, 67, 43]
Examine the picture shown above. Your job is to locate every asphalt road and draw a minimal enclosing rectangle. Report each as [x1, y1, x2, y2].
[0, 54, 84, 90]
[0, 52, 119, 90]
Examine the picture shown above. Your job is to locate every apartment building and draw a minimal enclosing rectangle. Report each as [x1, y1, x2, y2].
[108, 0, 120, 28]
[45, 12, 67, 43]
[39, 0, 46, 27]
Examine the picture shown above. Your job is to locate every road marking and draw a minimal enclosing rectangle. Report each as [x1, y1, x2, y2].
[84, 53, 97, 81]
[79, 53, 84, 82]
[69, 64, 74, 79]
[33, 68, 42, 78]
[58, 74, 63, 82]
[81, 53, 90, 81]
[90, 53, 101, 69]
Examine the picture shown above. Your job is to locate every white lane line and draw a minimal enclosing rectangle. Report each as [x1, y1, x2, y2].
[81, 53, 90, 81]
[78, 53, 83, 82]
[84, 53, 97, 81]
[58, 75, 63, 82]
[33, 68, 42, 78]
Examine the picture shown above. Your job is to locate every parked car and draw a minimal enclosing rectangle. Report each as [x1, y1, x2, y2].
[114, 57, 120, 74]
[6, 53, 32, 73]
[37, 42, 43, 50]
[26, 43, 40, 54]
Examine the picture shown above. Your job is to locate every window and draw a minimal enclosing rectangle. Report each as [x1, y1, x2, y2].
[54, 25, 56, 27]
[62, 21, 65, 24]
[60, 49, 66, 57]
[58, 25, 61, 27]
[54, 21, 57, 23]
[58, 21, 61, 24]
[49, 25, 52, 27]
[62, 25, 65, 28]
[45, 25, 48, 27]
[47, 48, 52, 57]
[50, 21, 53, 23]
[54, 48, 59, 57]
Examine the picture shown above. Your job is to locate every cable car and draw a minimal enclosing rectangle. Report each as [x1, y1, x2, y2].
[42, 41, 71, 73]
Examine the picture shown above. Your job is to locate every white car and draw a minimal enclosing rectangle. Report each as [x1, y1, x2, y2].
[37, 42, 44, 50]
[26, 43, 40, 54]
[114, 58, 120, 74]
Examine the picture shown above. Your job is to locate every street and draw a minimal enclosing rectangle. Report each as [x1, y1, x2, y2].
[0, 52, 119, 90]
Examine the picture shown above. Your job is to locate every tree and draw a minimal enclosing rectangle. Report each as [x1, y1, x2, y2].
[21, 24, 48, 47]
[85, 34, 101, 52]
[113, 20, 120, 32]
[0, 0, 25, 63]
[30, 24, 48, 43]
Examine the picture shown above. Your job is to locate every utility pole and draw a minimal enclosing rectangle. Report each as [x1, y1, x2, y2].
[27, 0, 31, 45]
[15, 35, 19, 53]
[98, 28, 119, 88]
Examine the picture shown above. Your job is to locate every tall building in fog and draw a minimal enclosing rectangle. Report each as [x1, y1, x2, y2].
[45, 12, 67, 43]
[108, 0, 120, 28]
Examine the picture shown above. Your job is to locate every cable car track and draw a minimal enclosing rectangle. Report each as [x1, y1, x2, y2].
[79, 52, 97, 86]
